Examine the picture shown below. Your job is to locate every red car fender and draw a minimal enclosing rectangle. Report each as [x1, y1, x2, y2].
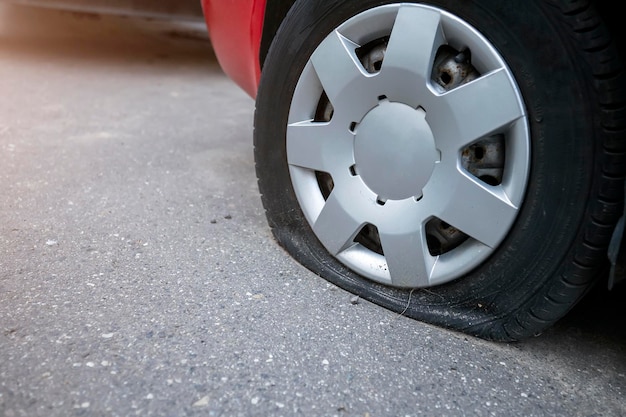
[201, 0, 267, 98]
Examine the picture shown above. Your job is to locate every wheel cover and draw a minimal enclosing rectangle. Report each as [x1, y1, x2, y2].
[286, 4, 530, 288]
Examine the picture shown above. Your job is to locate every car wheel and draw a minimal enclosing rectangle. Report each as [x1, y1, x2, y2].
[254, 0, 626, 341]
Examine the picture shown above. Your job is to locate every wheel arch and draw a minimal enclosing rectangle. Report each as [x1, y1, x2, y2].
[259, 0, 297, 69]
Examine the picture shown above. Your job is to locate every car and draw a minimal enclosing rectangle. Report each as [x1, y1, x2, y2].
[202, 0, 626, 342]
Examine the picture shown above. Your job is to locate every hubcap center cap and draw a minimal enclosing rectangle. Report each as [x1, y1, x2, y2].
[354, 101, 437, 200]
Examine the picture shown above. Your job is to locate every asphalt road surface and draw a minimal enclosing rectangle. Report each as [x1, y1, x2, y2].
[0, 4, 624, 417]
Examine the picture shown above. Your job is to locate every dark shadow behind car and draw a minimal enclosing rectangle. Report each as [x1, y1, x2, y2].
[3, 0, 203, 19]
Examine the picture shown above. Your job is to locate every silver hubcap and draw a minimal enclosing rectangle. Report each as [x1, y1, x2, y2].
[287, 4, 530, 288]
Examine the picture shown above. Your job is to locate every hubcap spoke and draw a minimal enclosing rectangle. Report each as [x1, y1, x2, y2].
[311, 31, 371, 112]
[379, 227, 434, 287]
[313, 192, 363, 255]
[380, 6, 444, 105]
[431, 169, 518, 248]
[429, 69, 525, 152]
[287, 121, 354, 172]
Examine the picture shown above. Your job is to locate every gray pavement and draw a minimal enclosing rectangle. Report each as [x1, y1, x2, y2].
[0, 4, 624, 417]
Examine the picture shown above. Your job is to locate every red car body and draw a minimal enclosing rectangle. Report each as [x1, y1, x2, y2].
[201, 0, 266, 98]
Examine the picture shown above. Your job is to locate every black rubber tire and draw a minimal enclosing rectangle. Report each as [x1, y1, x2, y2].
[254, 0, 626, 341]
